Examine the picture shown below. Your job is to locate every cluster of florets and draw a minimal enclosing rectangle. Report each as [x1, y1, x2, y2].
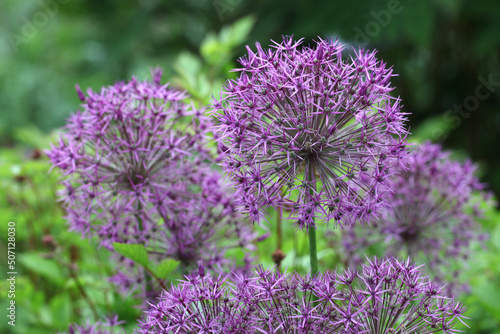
[334, 142, 489, 294]
[213, 36, 409, 229]
[46, 70, 259, 296]
[63, 316, 125, 334]
[137, 257, 466, 333]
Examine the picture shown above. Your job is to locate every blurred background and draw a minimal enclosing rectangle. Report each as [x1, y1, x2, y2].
[0, 0, 499, 333]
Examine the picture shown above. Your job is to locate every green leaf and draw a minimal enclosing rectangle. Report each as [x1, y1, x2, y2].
[112, 242, 149, 267]
[18, 253, 64, 284]
[155, 259, 180, 279]
[200, 15, 255, 67]
[220, 15, 255, 47]
[174, 52, 202, 79]
[411, 115, 455, 143]
[13, 126, 52, 149]
[473, 278, 500, 322]
[200, 34, 221, 64]
[491, 224, 500, 251]
[49, 293, 71, 329]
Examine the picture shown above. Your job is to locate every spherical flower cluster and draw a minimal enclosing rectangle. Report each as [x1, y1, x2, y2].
[213, 36, 409, 229]
[47, 70, 258, 284]
[137, 257, 467, 333]
[63, 316, 125, 334]
[335, 142, 489, 294]
[47, 69, 211, 243]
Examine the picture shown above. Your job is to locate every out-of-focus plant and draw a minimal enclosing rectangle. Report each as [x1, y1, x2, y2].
[330, 142, 490, 295]
[0, 130, 139, 334]
[1, 16, 260, 333]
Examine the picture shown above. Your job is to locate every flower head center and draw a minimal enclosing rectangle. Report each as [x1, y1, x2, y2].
[399, 227, 419, 243]
[117, 164, 149, 190]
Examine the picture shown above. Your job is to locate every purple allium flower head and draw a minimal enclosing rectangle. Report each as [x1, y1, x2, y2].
[137, 257, 466, 333]
[47, 68, 212, 244]
[63, 315, 125, 334]
[335, 142, 490, 294]
[213, 36, 409, 229]
[47, 70, 260, 298]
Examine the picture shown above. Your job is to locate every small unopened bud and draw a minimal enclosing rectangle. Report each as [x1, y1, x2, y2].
[257, 233, 270, 242]
[75, 84, 86, 102]
[198, 261, 205, 277]
[42, 235, 57, 250]
[31, 149, 42, 160]
[272, 249, 286, 265]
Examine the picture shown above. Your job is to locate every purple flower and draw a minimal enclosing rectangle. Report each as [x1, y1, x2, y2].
[213, 36, 409, 229]
[137, 257, 467, 333]
[47, 68, 212, 244]
[47, 70, 260, 299]
[335, 142, 490, 294]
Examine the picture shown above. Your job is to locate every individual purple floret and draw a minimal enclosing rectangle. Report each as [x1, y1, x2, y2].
[137, 257, 467, 333]
[47, 70, 259, 295]
[213, 36, 409, 229]
[335, 142, 490, 294]
[63, 315, 125, 334]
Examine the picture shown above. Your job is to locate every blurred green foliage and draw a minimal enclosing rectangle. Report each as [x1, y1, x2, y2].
[1, 0, 499, 332]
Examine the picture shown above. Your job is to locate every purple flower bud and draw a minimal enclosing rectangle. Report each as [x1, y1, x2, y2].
[198, 260, 205, 278]
[74, 84, 85, 102]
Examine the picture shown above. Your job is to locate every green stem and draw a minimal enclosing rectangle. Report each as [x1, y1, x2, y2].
[275, 195, 283, 272]
[136, 202, 152, 293]
[277, 206, 282, 252]
[307, 164, 319, 276]
[308, 224, 318, 275]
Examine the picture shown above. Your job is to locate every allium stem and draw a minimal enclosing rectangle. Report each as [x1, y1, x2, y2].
[308, 225, 318, 275]
[308, 165, 318, 276]
[275, 202, 283, 272]
[277, 207, 282, 251]
[67, 261, 99, 319]
[135, 202, 152, 293]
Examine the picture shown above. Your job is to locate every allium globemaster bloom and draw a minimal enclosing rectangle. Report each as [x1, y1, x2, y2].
[214, 36, 409, 228]
[335, 142, 489, 294]
[47, 69, 211, 243]
[137, 257, 467, 333]
[46, 70, 258, 289]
